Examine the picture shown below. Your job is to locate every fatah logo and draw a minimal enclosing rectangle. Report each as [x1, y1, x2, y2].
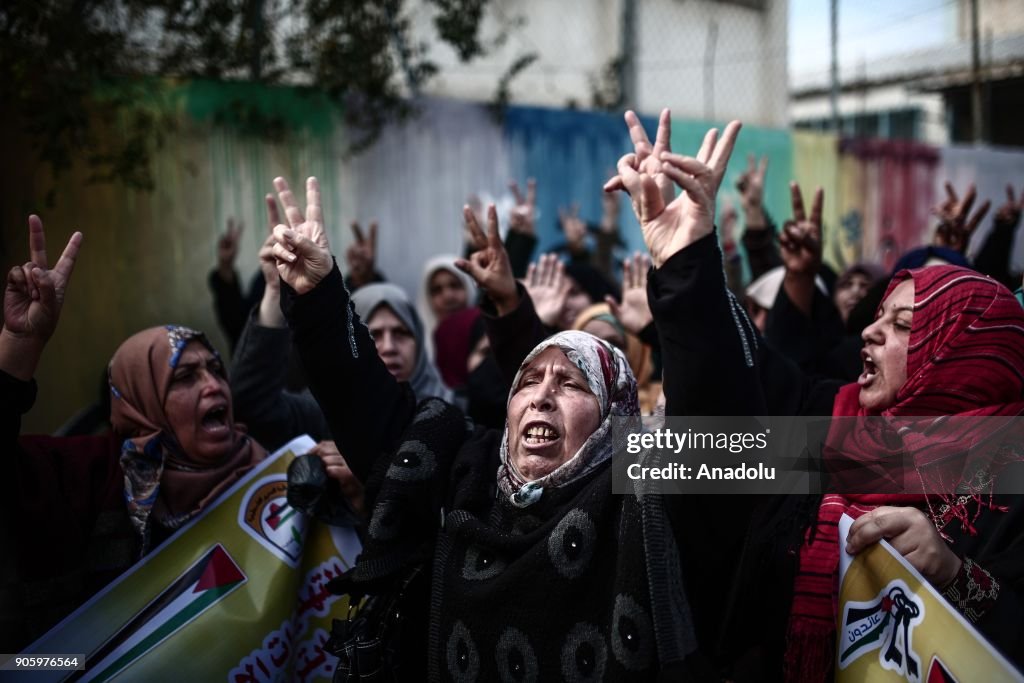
[72, 544, 246, 682]
[839, 579, 925, 682]
[239, 474, 307, 568]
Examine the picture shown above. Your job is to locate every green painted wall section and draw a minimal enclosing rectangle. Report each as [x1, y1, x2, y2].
[2, 81, 349, 434]
[670, 118, 793, 282]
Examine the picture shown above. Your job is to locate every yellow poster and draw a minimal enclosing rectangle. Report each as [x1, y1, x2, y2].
[836, 513, 1022, 683]
[21, 435, 361, 683]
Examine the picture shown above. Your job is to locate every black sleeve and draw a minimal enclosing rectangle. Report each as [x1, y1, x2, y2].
[208, 269, 249, 353]
[972, 217, 1020, 290]
[480, 282, 549, 389]
[647, 232, 841, 418]
[230, 308, 331, 451]
[280, 263, 417, 483]
[504, 231, 538, 280]
[593, 228, 619, 282]
[944, 485, 1024, 670]
[647, 232, 765, 417]
[1, 371, 36, 449]
[741, 213, 782, 283]
[764, 282, 846, 376]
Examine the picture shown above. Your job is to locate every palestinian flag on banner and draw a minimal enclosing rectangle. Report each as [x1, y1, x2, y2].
[69, 543, 246, 683]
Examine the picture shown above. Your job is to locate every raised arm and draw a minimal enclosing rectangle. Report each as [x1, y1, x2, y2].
[605, 110, 765, 416]
[2, 215, 83, 457]
[973, 184, 1023, 289]
[778, 181, 824, 317]
[270, 176, 415, 482]
[0, 216, 83, 383]
[933, 181, 991, 255]
[208, 216, 250, 351]
[230, 194, 331, 450]
[456, 204, 547, 384]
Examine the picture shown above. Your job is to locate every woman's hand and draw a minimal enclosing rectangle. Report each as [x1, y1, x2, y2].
[346, 220, 378, 288]
[1, 215, 83, 380]
[605, 109, 742, 268]
[779, 181, 823, 277]
[456, 204, 519, 315]
[217, 217, 243, 283]
[524, 253, 570, 327]
[846, 506, 962, 589]
[995, 184, 1024, 228]
[607, 252, 653, 335]
[736, 153, 769, 228]
[508, 178, 538, 236]
[559, 205, 587, 255]
[270, 176, 332, 294]
[309, 440, 365, 517]
[933, 182, 990, 254]
[257, 194, 285, 327]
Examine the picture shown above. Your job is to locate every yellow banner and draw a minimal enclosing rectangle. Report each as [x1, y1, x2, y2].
[23, 435, 361, 683]
[836, 513, 1022, 683]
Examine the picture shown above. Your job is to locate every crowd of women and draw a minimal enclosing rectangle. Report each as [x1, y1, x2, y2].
[3, 107, 1024, 681]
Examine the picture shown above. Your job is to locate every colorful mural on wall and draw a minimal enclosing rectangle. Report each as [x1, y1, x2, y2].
[3, 81, 1024, 433]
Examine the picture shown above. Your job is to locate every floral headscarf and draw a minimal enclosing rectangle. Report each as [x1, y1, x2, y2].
[109, 325, 265, 545]
[497, 330, 639, 507]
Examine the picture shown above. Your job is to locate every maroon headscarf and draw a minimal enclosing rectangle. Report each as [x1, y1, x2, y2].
[786, 266, 1024, 682]
[432, 306, 482, 388]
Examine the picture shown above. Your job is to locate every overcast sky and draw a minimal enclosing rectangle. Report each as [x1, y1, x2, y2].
[788, 0, 956, 79]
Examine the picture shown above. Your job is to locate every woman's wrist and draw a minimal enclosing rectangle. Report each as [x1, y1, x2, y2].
[0, 328, 45, 381]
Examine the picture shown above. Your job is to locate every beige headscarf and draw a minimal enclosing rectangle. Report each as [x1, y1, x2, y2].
[109, 326, 266, 543]
[572, 303, 659, 415]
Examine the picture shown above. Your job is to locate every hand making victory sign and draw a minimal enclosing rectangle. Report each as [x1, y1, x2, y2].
[270, 176, 332, 294]
[1, 216, 83, 380]
[455, 204, 519, 316]
[605, 109, 742, 268]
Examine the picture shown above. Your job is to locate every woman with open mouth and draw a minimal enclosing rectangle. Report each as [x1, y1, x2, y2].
[264, 111, 744, 681]
[631, 154, 1024, 678]
[0, 215, 356, 650]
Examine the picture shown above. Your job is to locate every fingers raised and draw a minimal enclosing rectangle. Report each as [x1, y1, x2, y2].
[967, 199, 991, 233]
[463, 205, 488, 250]
[625, 110, 653, 159]
[790, 181, 806, 223]
[708, 120, 742, 182]
[509, 180, 524, 205]
[810, 187, 824, 228]
[695, 128, 718, 165]
[274, 177, 305, 230]
[265, 194, 281, 232]
[652, 108, 672, 159]
[52, 231, 84, 283]
[306, 177, 323, 225]
[957, 183, 977, 221]
[485, 204, 501, 247]
[28, 215, 48, 269]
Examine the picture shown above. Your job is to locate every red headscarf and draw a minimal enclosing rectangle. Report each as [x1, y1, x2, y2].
[786, 266, 1024, 682]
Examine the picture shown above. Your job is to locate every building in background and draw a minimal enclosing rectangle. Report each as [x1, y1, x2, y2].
[408, 0, 789, 127]
[790, 0, 1024, 147]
